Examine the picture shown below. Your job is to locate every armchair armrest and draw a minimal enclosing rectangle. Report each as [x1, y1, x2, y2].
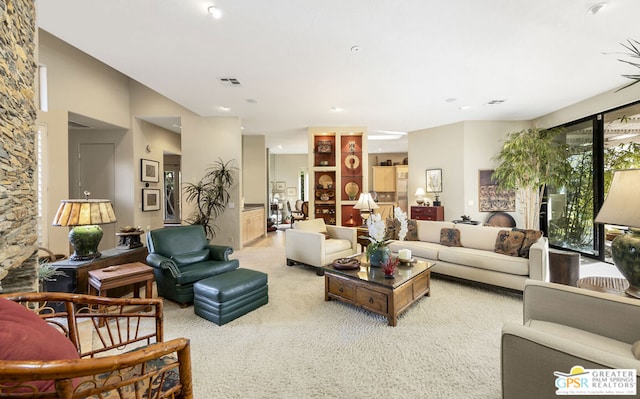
[146, 253, 180, 278]
[285, 229, 326, 266]
[523, 280, 640, 344]
[527, 236, 548, 281]
[326, 225, 357, 250]
[207, 245, 233, 261]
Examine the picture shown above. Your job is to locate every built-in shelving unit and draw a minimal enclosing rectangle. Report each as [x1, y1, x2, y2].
[308, 127, 368, 226]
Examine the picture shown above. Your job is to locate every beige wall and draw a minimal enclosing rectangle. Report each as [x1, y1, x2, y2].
[37, 30, 242, 254]
[270, 154, 308, 203]
[408, 121, 531, 225]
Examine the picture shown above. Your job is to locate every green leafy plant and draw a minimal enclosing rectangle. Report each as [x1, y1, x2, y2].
[492, 127, 571, 229]
[615, 39, 640, 92]
[183, 158, 237, 239]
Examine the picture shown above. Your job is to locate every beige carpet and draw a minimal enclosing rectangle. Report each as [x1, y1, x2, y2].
[160, 245, 523, 398]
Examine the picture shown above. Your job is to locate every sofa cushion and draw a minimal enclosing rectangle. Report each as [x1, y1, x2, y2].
[406, 220, 418, 241]
[325, 238, 352, 255]
[171, 249, 209, 266]
[456, 224, 506, 251]
[440, 228, 462, 247]
[527, 320, 635, 360]
[513, 228, 543, 258]
[0, 298, 80, 392]
[389, 240, 441, 260]
[438, 246, 529, 275]
[494, 230, 525, 257]
[416, 221, 455, 243]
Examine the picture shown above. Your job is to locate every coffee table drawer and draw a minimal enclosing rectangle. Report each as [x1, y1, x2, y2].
[356, 287, 388, 314]
[328, 277, 355, 300]
[412, 272, 430, 298]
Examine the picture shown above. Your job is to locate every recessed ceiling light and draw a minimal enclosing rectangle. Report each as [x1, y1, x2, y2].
[208, 6, 223, 19]
[350, 46, 361, 53]
[246, 98, 258, 104]
[331, 107, 343, 112]
[588, 2, 608, 15]
[459, 105, 472, 110]
[219, 106, 231, 112]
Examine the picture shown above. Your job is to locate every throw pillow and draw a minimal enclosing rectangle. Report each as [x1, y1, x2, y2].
[0, 298, 80, 392]
[632, 341, 640, 360]
[406, 220, 418, 241]
[385, 218, 399, 240]
[513, 228, 543, 258]
[440, 228, 462, 247]
[295, 218, 327, 234]
[494, 230, 526, 257]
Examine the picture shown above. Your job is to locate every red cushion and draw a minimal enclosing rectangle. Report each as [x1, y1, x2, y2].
[0, 297, 80, 392]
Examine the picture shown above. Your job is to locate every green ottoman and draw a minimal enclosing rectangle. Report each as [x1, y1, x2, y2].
[193, 268, 268, 326]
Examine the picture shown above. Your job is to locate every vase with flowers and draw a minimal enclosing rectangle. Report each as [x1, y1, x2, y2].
[362, 207, 408, 267]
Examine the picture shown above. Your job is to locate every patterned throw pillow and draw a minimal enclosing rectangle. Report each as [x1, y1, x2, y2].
[440, 228, 462, 247]
[385, 218, 399, 240]
[494, 230, 526, 257]
[512, 228, 543, 258]
[406, 219, 418, 241]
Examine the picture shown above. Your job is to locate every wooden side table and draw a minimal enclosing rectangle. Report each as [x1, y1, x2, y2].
[356, 227, 370, 253]
[88, 262, 155, 299]
[577, 276, 630, 297]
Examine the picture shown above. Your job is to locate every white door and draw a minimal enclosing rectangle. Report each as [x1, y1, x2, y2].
[78, 143, 116, 249]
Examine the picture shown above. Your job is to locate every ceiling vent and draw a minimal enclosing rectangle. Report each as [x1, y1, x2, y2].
[487, 99, 505, 105]
[218, 77, 242, 87]
[68, 120, 90, 129]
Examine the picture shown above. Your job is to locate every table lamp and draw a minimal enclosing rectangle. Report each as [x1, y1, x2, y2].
[415, 187, 426, 205]
[594, 169, 640, 298]
[52, 192, 117, 261]
[353, 192, 379, 226]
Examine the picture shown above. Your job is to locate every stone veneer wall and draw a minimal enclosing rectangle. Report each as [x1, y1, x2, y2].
[0, 0, 39, 293]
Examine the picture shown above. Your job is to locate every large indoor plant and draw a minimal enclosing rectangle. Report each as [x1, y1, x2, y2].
[183, 158, 237, 239]
[492, 127, 570, 230]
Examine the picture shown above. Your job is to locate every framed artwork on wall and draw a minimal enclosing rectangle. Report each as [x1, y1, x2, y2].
[426, 169, 443, 193]
[141, 159, 160, 183]
[142, 188, 161, 211]
[275, 181, 286, 192]
[478, 169, 515, 212]
[287, 187, 296, 197]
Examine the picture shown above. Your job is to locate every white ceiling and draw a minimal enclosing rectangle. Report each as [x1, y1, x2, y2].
[37, 0, 640, 154]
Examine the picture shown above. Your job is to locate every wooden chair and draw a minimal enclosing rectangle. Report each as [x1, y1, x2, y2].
[288, 200, 306, 224]
[0, 292, 192, 398]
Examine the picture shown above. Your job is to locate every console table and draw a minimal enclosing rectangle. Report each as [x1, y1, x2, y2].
[411, 206, 444, 221]
[44, 246, 148, 295]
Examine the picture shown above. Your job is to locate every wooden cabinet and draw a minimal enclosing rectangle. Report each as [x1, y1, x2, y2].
[242, 207, 265, 245]
[308, 128, 368, 226]
[372, 166, 396, 192]
[411, 206, 445, 221]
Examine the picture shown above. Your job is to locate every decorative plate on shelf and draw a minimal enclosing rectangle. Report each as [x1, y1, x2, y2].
[344, 154, 360, 170]
[318, 174, 333, 188]
[344, 182, 359, 199]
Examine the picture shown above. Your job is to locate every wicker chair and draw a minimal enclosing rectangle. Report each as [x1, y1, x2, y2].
[0, 292, 192, 398]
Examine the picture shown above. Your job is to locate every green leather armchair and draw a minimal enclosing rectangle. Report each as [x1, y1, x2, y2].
[146, 225, 239, 305]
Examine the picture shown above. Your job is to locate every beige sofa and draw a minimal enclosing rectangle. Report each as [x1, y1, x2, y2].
[387, 221, 548, 291]
[285, 218, 358, 275]
[502, 280, 640, 398]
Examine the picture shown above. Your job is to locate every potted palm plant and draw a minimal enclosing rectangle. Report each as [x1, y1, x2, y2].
[492, 127, 570, 229]
[183, 158, 237, 239]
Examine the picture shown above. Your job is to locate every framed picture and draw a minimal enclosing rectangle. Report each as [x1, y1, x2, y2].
[142, 188, 161, 211]
[275, 181, 286, 192]
[286, 187, 296, 197]
[141, 159, 160, 183]
[478, 169, 515, 212]
[426, 169, 443, 193]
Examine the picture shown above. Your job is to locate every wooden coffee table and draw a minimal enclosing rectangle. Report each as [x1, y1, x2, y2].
[322, 254, 434, 326]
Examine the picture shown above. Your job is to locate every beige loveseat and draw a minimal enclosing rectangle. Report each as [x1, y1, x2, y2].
[388, 221, 548, 291]
[285, 218, 358, 275]
[502, 280, 640, 398]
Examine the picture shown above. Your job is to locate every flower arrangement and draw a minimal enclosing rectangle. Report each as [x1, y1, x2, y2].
[395, 207, 408, 241]
[360, 207, 409, 265]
